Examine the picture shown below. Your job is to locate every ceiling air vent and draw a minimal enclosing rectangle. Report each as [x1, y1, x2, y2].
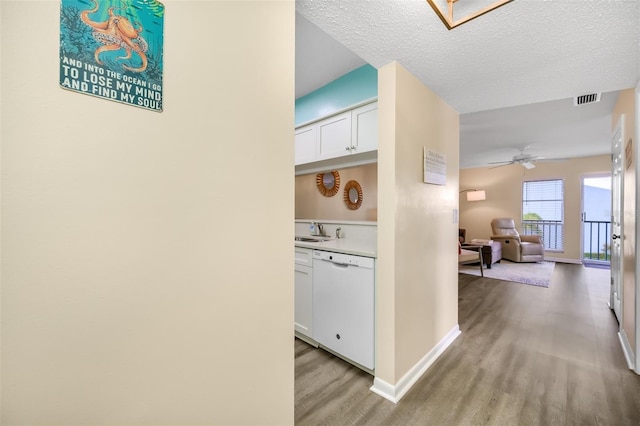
[574, 93, 601, 106]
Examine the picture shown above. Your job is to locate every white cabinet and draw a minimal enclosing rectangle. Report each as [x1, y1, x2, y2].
[294, 101, 378, 167]
[295, 126, 317, 165]
[294, 247, 313, 338]
[351, 101, 378, 154]
[317, 111, 352, 160]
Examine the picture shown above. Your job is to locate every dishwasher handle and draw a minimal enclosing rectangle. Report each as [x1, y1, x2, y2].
[318, 258, 353, 268]
[328, 260, 351, 268]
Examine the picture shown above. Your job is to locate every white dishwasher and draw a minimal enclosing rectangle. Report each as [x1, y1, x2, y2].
[312, 250, 375, 370]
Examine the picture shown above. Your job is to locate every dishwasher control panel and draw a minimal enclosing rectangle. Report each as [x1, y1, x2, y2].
[312, 250, 374, 268]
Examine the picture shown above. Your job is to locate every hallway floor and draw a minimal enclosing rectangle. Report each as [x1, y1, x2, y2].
[295, 263, 640, 425]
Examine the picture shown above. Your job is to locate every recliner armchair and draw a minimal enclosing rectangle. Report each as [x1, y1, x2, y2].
[490, 218, 544, 263]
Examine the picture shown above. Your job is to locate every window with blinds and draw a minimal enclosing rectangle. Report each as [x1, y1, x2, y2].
[522, 179, 564, 251]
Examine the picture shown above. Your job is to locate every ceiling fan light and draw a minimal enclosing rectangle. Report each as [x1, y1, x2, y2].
[522, 161, 535, 169]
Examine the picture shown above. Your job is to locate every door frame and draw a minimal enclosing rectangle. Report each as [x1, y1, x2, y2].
[635, 81, 640, 374]
[581, 173, 612, 266]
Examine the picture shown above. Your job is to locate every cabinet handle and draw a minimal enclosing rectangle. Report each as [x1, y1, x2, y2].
[350, 145, 356, 150]
[345, 146, 351, 151]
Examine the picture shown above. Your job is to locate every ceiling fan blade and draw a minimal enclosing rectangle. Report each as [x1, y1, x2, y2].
[535, 158, 568, 163]
[487, 146, 568, 170]
[489, 163, 513, 170]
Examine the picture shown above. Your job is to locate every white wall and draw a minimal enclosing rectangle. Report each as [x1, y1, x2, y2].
[459, 155, 611, 262]
[1, 1, 294, 424]
[375, 62, 459, 396]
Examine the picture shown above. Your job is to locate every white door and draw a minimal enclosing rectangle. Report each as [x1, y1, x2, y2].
[610, 117, 624, 322]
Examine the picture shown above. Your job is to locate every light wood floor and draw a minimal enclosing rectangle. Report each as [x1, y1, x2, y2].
[295, 263, 640, 425]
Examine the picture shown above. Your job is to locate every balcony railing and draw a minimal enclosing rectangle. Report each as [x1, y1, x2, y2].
[583, 220, 611, 262]
[521, 219, 611, 261]
[521, 220, 563, 251]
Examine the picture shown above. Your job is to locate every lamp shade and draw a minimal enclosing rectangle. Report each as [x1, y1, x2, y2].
[466, 190, 486, 202]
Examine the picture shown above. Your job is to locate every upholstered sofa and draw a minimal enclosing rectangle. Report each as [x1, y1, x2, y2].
[458, 243, 484, 277]
[459, 228, 502, 268]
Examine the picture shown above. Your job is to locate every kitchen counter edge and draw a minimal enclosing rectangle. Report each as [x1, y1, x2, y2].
[294, 240, 376, 258]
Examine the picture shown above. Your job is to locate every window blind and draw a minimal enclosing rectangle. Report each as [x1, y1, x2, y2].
[523, 179, 563, 220]
[522, 179, 564, 251]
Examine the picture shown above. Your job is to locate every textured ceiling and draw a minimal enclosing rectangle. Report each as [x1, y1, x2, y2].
[296, 0, 640, 169]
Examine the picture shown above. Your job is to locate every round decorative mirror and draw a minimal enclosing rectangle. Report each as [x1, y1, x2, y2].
[316, 171, 340, 197]
[343, 180, 363, 210]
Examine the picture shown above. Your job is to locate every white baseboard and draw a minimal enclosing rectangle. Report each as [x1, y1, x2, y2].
[294, 332, 319, 348]
[544, 257, 582, 264]
[619, 329, 636, 371]
[369, 324, 461, 403]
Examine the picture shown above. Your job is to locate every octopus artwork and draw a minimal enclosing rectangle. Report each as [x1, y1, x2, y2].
[80, 0, 149, 73]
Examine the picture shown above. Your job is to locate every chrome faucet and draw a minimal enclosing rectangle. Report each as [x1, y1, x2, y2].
[336, 227, 342, 239]
[317, 223, 326, 237]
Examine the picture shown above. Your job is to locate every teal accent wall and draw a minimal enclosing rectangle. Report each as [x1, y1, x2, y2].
[295, 64, 377, 126]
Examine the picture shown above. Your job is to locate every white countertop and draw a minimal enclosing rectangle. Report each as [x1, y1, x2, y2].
[294, 237, 376, 258]
[295, 219, 377, 226]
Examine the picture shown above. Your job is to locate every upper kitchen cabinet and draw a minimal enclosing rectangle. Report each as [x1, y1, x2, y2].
[351, 101, 378, 154]
[295, 101, 378, 174]
[295, 125, 317, 165]
[317, 110, 352, 160]
[295, 65, 377, 175]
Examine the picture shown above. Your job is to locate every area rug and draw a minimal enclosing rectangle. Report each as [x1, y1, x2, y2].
[459, 260, 555, 288]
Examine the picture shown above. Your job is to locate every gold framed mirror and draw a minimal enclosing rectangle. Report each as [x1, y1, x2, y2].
[343, 180, 363, 210]
[316, 171, 340, 197]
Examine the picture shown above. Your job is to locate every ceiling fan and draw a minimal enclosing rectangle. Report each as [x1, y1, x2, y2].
[488, 146, 564, 169]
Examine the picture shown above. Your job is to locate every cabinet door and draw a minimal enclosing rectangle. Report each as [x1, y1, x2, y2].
[295, 247, 313, 267]
[295, 125, 317, 165]
[294, 264, 313, 337]
[351, 102, 378, 154]
[317, 111, 352, 161]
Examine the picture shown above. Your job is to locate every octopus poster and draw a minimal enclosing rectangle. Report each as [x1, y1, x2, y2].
[60, 0, 164, 112]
